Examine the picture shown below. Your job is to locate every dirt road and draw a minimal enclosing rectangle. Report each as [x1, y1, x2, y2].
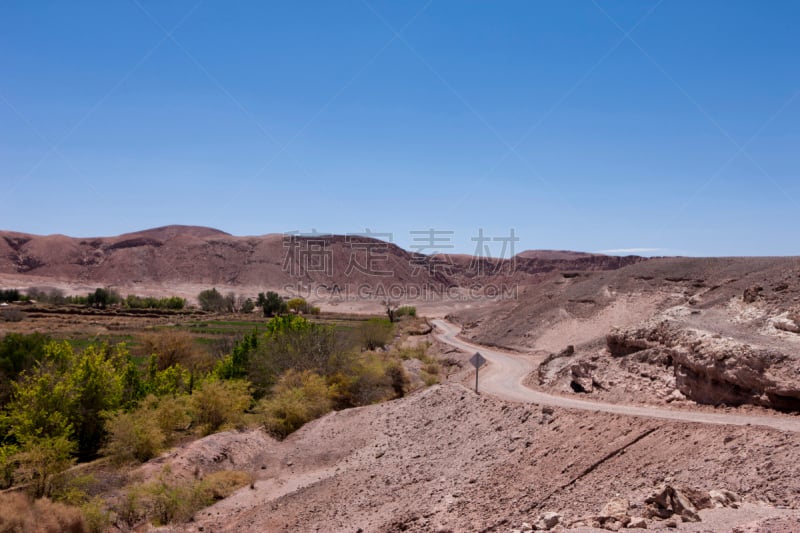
[432, 319, 800, 433]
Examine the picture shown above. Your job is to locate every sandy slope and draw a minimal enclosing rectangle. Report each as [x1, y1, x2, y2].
[177, 381, 800, 533]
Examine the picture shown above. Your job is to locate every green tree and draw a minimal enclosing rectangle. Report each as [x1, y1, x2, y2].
[87, 288, 120, 309]
[240, 298, 255, 314]
[197, 288, 235, 313]
[359, 318, 393, 350]
[286, 297, 309, 314]
[5, 342, 127, 461]
[259, 291, 287, 317]
[66, 344, 124, 459]
[0, 332, 50, 405]
[247, 316, 342, 396]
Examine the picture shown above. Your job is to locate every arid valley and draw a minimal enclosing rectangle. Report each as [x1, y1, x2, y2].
[1, 226, 800, 532]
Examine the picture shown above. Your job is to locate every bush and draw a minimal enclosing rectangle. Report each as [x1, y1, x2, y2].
[102, 410, 166, 464]
[0, 308, 25, 322]
[87, 288, 120, 309]
[287, 297, 308, 313]
[258, 291, 287, 317]
[141, 330, 206, 371]
[124, 295, 185, 310]
[0, 493, 87, 533]
[80, 497, 111, 533]
[0, 289, 20, 303]
[349, 354, 403, 405]
[240, 298, 255, 314]
[0, 332, 49, 404]
[395, 306, 417, 318]
[0, 444, 18, 489]
[359, 318, 393, 351]
[191, 380, 251, 435]
[247, 315, 342, 396]
[259, 370, 332, 439]
[197, 288, 234, 313]
[13, 435, 76, 498]
[117, 469, 252, 526]
[149, 394, 193, 437]
[26, 287, 66, 304]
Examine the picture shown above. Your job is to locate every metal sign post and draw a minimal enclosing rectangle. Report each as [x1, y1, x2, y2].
[469, 352, 486, 393]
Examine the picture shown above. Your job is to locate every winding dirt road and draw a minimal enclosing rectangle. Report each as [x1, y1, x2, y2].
[432, 319, 800, 433]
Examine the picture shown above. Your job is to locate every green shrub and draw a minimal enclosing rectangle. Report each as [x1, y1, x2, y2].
[13, 435, 76, 498]
[359, 318, 393, 351]
[197, 288, 234, 313]
[124, 295, 185, 310]
[117, 469, 252, 526]
[191, 380, 251, 435]
[395, 306, 417, 317]
[258, 370, 332, 439]
[80, 497, 111, 533]
[87, 288, 121, 309]
[102, 410, 166, 464]
[258, 291, 287, 317]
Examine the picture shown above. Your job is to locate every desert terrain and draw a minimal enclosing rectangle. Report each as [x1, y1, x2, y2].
[2, 227, 800, 532]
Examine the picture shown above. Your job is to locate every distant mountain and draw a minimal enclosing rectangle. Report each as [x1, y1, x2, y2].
[0, 226, 645, 293]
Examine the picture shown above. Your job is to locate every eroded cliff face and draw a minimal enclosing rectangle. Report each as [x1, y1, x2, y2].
[606, 322, 800, 411]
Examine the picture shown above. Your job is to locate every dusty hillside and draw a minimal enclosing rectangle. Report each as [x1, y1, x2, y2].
[161, 383, 800, 532]
[453, 256, 800, 351]
[453, 256, 800, 413]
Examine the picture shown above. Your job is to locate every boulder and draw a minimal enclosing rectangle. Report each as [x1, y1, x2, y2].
[570, 361, 597, 393]
[743, 285, 763, 303]
[709, 489, 740, 509]
[644, 485, 703, 523]
[600, 497, 631, 525]
[627, 517, 647, 529]
[533, 511, 561, 530]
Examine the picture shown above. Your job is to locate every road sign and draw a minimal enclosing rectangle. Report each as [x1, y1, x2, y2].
[469, 352, 486, 369]
[470, 352, 486, 393]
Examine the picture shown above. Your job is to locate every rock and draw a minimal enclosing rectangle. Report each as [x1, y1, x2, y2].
[600, 497, 631, 524]
[570, 376, 593, 393]
[570, 361, 597, 393]
[709, 489, 740, 508]
[607, 321, 800, 411]
[681, 487, 713, 510]
[533, 511, 561, 530]
[520, 522, 533, 532]
[644, 485, 704, 523]
[773, 317, 800, 334]
[743, 285, 763, 303]
[671, 488, 700, 522]
[665, 390, 685, 403]
[627, 517, 647, 529]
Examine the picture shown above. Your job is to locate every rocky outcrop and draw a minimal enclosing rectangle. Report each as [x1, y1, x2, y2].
[743, 285, 763, 303]
[570, 360, 599, 393]
[563, 486, 740, 531]
[606, 322, 800, 411]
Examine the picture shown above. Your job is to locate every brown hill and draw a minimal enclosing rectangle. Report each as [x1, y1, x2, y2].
[0, 226, 644, 308]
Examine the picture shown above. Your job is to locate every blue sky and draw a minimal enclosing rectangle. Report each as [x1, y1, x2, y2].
[1, 1, 799, 256]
